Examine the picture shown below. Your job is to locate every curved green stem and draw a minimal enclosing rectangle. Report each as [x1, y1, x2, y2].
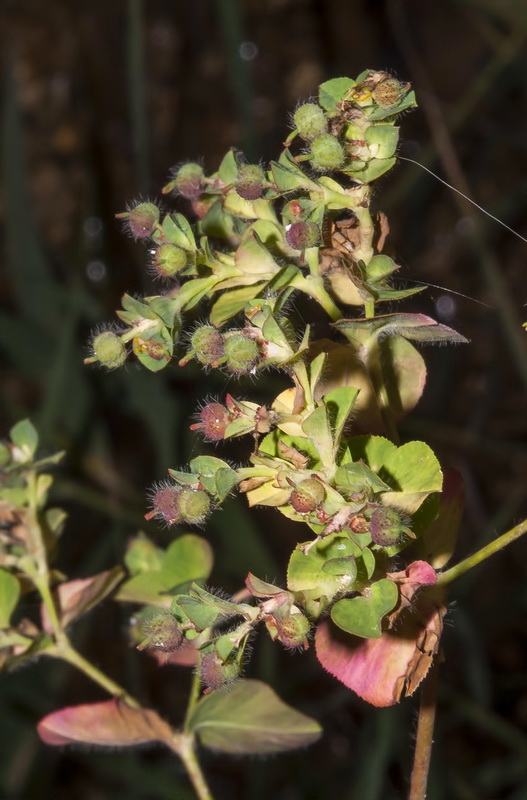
[171, 735, 214, 800]
[57, 641, 141, 708]
[437, 517, 527, 586]
[184, 669, 202, 728]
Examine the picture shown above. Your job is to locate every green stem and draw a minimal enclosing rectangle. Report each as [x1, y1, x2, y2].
[184, 669, 202, 729]
[365, 337, 400, 445]
[291, 274, 341, 321]
[437, 517, 527, 586]
[171, 735, 214, 800]
[364, 298, 375, 319]
[58, 642, 141, 708]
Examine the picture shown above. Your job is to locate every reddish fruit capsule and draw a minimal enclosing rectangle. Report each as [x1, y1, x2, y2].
[235, 164, 266, 200]
[195, 402, 231, 441]
[290, 478, 325, 513]
[285, 221, 320, 251]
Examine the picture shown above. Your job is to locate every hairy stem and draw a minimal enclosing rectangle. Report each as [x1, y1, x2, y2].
[408, 662, 439, 800]
[437, 517, 527, 586]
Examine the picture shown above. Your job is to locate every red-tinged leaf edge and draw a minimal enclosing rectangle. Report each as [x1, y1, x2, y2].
[38, 699, 174, 747]
[41, 567, 125, 633]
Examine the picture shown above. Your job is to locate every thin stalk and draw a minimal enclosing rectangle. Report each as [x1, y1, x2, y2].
[184, 669, 202, 728]
[171, 735, 214, 800]
[437, 517, 527, 586]
[366, 338, 400, 445]
[409, 663, 439, 800]
[58, 642, 141, 708]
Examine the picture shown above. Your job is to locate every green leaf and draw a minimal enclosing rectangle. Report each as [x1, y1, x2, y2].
[380, 441, 443, 512]
[259, 430, 323, 470]
[173, 596, 222, 630]
[346, 435, 397, 473]
[323, 386, 359, 450]
[367, 90, 417, 121]
[121, 293, 158, 321]
[301, 406, 333, 468]
[117, 535, 213, 606]
[364, 254, 398, 282]
[342, 157, 396, 184]
[330, 578, 398, 638]
[187, 679, 321, 754]
[217, 149, 238, 184]
[148, 296, 180, 329]
[0, 569, 20, 627]
[10, 419, 38, 459]
[287, 534, 358, 601]
[334, 461, 392, 494]
[210, 284, 265, 326]
[161, 213, 196, 250]
[318, 77, 356, 112]
[175, 276, 221, 312]
[364, 125, 399, 159]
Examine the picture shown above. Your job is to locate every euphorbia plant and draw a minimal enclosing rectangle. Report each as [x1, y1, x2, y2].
[3, 70, 527, 799]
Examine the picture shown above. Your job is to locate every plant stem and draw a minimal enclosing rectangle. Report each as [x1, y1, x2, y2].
[366, 338, 400, 445]
[408, 662, 439, 800]
[184, 669, 202, 728]
[57, 641, 141, 708]
[437, 517, 527, 586]
[171, 735, 214, 800]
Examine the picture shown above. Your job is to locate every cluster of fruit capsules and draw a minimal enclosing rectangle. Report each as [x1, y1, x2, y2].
[179, 324, 261, 375]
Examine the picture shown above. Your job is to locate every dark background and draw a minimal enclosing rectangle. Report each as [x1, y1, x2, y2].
[1, 1, 527, 798]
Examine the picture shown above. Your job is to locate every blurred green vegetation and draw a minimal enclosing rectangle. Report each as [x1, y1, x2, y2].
[1, 1, 527, 798]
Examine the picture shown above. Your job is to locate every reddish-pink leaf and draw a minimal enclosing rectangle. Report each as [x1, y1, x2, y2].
[41, 568, 124, 633]
[38, 699, 173, 747]
[315, 561, 446, 707]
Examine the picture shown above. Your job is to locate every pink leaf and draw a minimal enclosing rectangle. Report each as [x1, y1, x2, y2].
[38, 699, 173, 747]
[315, 561, 446, 707]
[41, 568, 124, 633]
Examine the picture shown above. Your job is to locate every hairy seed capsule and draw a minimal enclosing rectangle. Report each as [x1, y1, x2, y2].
[191, 326, 225, 366]
[200, 652, 239, 690]
[275, 612, 310, 650]
[177, 488, 211, 525]
[198, 403, 231, 441]
[174, 163, 205, 199]
[369, 506, 405, 547]
[372, 78, 405, 109]
[126, 202, 160, 238]
[285, 221, 320, 251]
[223, 333, 259, 374]
[140, 610, 183, 653]
[289, 478, 325, 513]
[235, 164, 266, 200]
[310, 133, 345, 171]
[152, 243, 187, 278]
[92, 331, 127, 369]
[151, 486, 181, 525]
[293, 102, 327, 140]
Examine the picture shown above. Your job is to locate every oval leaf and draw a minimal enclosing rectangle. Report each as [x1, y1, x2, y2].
[41, 568, 124, 633]
[0, 568, 20, 628]
[38, 699, 173, 747]
[188, 679, 321, 754]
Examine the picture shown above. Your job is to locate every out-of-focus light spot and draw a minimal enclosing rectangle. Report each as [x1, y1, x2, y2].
[435, 293, 456, 321]
[457, 217, 474, 235]
[239, 41, 258, 61]
[84, 216, 103, 238]
[86, 260, 106, 282]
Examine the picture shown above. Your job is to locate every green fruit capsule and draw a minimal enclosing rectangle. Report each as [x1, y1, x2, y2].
[223, 333, 259, 374]
[293, 103, 327, 140]
[92, 331, 127, 369]
[310, 133, 345, 171]
[152, 243, 187, 278]
[191, 325, 225, 366]
[177, 488, 211, 525]
[117, 202, 160, 238]
[235, 164, 266, 200]
[173, 163, 205, 199]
